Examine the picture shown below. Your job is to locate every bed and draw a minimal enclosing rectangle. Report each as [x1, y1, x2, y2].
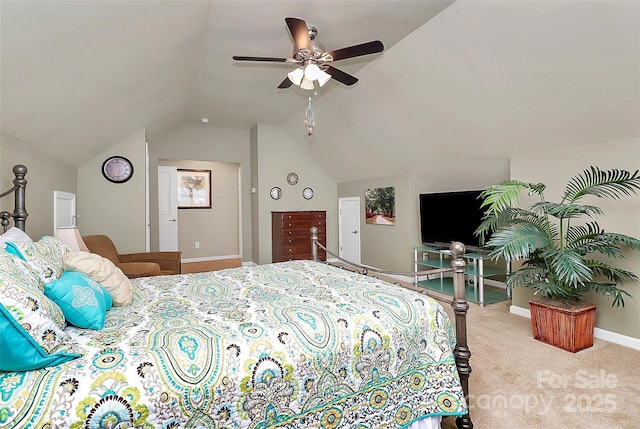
[0, 165, 473, 429]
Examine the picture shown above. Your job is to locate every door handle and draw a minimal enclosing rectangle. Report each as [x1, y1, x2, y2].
[352, 230, 358, 234]
[169, 219, 177, 222]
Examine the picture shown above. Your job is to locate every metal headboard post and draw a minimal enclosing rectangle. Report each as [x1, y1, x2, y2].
[0, 165, 28, 232]
[12, 165, 28, 231]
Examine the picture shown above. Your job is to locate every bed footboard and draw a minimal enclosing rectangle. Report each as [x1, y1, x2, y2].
[310, 226, 473, 429]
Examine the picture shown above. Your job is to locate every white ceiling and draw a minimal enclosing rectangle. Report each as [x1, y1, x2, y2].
[1, 0, 639, 184]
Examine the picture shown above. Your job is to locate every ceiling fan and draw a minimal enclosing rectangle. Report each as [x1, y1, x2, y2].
[232, 17, 384, 90]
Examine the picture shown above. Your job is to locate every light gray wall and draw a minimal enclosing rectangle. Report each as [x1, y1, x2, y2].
[510, 138, 640, 340]
[148, 124, 252, 260]
[1, 132, 76, 239]
[76, 128, 147, 254]
[159, 159, 239, 259]
[253, 124, 338, 265]
[338, 175, 421, 272]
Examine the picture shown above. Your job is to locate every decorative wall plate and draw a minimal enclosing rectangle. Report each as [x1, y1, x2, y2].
[302, 187, 314, 200]
[270, 187, 282, 200]
[287, 172, 299, 185]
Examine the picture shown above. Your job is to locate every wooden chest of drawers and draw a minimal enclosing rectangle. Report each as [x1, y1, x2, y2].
[272, 211, 326, 262]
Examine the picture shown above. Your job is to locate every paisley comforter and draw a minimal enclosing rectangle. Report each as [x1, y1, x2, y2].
[1, 260, 466, 428]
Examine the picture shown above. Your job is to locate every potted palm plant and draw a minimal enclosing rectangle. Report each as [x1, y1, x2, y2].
[475, 167, 640, 352]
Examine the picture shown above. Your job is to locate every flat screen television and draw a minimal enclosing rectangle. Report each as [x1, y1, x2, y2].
[419, 190, 484, 248]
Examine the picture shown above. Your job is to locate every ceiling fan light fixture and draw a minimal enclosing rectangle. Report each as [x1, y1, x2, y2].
[304, 63, 321, 81]
[300, 77, 315, 90]
[287, 68, 304, 86]
[316, 69, 331, 87]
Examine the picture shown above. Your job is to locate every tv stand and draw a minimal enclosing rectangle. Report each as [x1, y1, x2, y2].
[413, 244, 510, 307]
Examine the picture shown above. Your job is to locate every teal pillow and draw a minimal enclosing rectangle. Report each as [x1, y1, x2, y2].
[0, 303, 80, 371]
[44, 271, 112, 330]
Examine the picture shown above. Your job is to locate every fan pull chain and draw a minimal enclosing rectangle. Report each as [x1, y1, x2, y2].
[304, 93, 316, 136]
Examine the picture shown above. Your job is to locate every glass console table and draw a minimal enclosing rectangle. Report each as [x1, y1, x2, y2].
[414, 245, 510, 306]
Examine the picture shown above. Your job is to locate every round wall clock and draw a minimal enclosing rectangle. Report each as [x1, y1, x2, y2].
[270, 186, 282, 200]
[302, 187, 314, 200]
[286, 172, 299, 185]
[102, 156, 133, 183]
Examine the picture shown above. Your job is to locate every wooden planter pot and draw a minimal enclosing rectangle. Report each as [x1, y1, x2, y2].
[529, 300, 597, 353]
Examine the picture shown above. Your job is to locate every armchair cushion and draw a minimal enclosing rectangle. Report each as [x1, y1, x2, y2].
[82, 235, 181, 278]
[81, 235, 119, 265]
[119, 252, 182, 276]
[117, 261, 161, 279]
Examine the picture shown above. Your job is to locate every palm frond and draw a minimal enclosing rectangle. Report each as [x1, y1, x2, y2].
[475, 208, 547, 245]
[570, 231, 640, 259]
[485, 223, 553, 261]
[564, 223, 623, 257]
[585, 259, 640, 284]
[563, 167, 640, 204]
[598, 232, 640, 252]
[523, 279, 576, 300]
[580, 282, 634, 307]
[505, 266, 549, 289]
[542, 248, 593, 287]
[532, 201, 602, 219]
[564, 222, 602, 247]
[479, 181, 546, 215]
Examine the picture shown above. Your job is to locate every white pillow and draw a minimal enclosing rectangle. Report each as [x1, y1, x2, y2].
[62, 251, 133, 306]
[0, 227, 33, 249]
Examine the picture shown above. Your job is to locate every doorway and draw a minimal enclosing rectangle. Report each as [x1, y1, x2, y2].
[156, 160, 241, 261]
[157, 166, 179, 251]
[53, 191, 76, 232]
[339, 197, 361, 264]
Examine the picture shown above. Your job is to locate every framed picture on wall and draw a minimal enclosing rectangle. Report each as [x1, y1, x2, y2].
[365, 186, 396, 225]
[177, 169, 211, 209]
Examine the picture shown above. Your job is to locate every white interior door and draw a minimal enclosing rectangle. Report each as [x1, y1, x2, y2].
[339, 197, 361, 264]
[158, 166, 179, 251]
[53, 191, 76, 232]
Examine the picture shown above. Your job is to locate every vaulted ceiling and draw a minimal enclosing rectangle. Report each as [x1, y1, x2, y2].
[2, 1, 639, 185]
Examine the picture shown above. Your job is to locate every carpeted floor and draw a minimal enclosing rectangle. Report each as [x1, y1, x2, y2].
[434, 297, 640, 429]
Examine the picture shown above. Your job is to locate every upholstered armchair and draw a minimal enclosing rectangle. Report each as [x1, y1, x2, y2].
[82, 235, 181, 279]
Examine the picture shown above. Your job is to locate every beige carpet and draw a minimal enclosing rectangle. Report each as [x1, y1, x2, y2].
[434, 297, 640, 429]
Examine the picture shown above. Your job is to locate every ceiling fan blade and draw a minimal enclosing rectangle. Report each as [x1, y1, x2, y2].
[285, 17, 313, 52]
[278, 77, 294, 89]
[233, 56, 289, 63]
[327, 40, 384, 62]
[325, 66, 358, 86]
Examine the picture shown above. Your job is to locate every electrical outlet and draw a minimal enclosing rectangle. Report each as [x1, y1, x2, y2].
[195, 242, 200, 249]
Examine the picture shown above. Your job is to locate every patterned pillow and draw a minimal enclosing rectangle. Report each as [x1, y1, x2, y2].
[62, 252, 134, 306]
[0, 250, 80, 371]
[44, 271, 113, 330]
[5, 236, 72, 284]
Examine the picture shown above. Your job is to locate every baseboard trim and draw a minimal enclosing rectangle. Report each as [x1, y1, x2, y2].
[182, 255, 241, 263]
[509, 305, 640, 351]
